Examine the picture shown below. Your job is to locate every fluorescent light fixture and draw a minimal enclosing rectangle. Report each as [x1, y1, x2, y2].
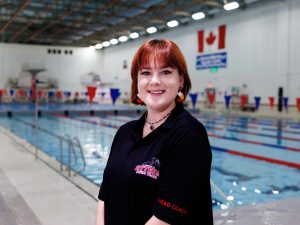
[118, 36, 128, 42]
[224, 1, 239, 11]
[102, 41, 110, 47]
[129, 32, 139, 39]
[110, 38, 118, 45]
[167, 20, 179, 28]
[94, 44, 102, 49]
[192, 12, 205, 20]
[146, 26, 157, 34]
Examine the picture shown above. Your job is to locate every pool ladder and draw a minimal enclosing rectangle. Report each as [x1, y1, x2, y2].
[59, 135, 86, 177]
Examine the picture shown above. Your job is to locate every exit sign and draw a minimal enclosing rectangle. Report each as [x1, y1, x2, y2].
[211, 67, 218, 73]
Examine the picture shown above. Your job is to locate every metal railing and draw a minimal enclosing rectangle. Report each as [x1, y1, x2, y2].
[14, 118, 86, 177]
[58, 135, 87, 177]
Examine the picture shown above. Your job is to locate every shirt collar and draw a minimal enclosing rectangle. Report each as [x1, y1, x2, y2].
[133, 103, 184, 142]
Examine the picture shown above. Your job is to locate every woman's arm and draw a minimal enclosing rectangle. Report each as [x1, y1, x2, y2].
[150, 127, 213, 224]
[145, 216, 170, 225]
[95, 200, 105, 225]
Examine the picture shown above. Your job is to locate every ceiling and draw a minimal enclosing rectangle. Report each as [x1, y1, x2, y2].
[0, 0, 278, 47]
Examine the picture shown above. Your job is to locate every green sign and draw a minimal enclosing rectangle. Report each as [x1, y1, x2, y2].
[211, 67, 218, 73]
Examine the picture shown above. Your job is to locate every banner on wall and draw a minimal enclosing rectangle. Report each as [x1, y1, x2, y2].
[196, 52, 227, 69]
[196, 24, 227, 70]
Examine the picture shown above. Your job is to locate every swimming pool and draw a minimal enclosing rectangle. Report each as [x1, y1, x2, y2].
[0, 111, 299, 210]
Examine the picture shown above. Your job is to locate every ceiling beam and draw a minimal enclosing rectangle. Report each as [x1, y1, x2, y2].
[200, 0, 223, 8]
[48, 0, 119, 41]
[72, 0, 151, 45]
[0, 0, 31, 33]
[23, 0, 89, 43]
[77, 0, 204, 45]
[76, 0, 169, 44]
[9, 2, 54, 42]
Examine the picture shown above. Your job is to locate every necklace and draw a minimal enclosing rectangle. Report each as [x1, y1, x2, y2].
[145, 111, 172, 130]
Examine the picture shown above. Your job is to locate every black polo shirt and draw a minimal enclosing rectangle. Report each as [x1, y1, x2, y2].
[98, 103, 213, 225]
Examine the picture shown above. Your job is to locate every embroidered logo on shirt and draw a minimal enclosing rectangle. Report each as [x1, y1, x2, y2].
[135, 157, 160, 180]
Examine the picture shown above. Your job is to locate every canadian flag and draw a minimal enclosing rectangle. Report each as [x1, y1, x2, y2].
[198, 25, 226, 53]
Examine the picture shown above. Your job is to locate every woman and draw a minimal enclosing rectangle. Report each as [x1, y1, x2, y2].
[96, 39, 213, 225]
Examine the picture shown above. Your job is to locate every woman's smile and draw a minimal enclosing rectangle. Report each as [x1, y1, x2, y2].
[147, 90, 165, 95]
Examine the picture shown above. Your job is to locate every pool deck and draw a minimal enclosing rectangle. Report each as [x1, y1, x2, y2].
[0, 125, 300, 225]
[0, 128, 97, 225]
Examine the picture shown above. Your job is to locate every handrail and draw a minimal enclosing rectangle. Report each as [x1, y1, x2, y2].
[65, 134, 78, 165]
[64, 134, 72, 177]
[14, 118, 86, 177]
[72, 137, 86, 175]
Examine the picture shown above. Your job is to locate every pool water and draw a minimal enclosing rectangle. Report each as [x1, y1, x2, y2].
[0, 112, 299, 210]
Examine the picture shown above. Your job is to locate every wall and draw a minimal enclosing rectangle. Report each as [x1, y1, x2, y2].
[0, 43, 103, 93]
[0, 0, 299, 104]
[97, 0, 300, 104]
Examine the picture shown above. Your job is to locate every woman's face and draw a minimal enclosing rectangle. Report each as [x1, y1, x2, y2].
[137, 60, 183, 112]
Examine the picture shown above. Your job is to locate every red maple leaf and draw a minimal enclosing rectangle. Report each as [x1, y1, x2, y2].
[206, 32, 216, 45]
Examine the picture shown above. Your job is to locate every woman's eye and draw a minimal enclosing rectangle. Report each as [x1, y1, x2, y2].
[140, 71, 150, 75]
[162, 70, 172, 75]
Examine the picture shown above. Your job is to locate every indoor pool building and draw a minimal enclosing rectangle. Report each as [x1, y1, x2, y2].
[0, 0, 299, 224]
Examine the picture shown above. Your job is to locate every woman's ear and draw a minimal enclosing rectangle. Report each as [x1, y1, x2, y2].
[179, 75, 184, 89]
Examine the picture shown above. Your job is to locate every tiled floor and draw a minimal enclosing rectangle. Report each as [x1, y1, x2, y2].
[0, 168, 42, 225]
[0, 124, 300, 225]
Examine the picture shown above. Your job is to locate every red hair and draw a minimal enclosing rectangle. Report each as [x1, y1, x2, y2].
[130, 39, 191, 104]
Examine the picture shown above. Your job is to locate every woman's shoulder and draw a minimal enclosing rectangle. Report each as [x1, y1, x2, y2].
[120, 119, 137, 129]
[110, 119, 140, 147]
[174, 110, 207, 135]
[117, 119, 139, 134]
[161, 110, 211, 165]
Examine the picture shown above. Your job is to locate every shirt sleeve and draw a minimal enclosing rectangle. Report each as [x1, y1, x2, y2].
[153, 127, 213, 224]
[98, 170, 107, 201]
